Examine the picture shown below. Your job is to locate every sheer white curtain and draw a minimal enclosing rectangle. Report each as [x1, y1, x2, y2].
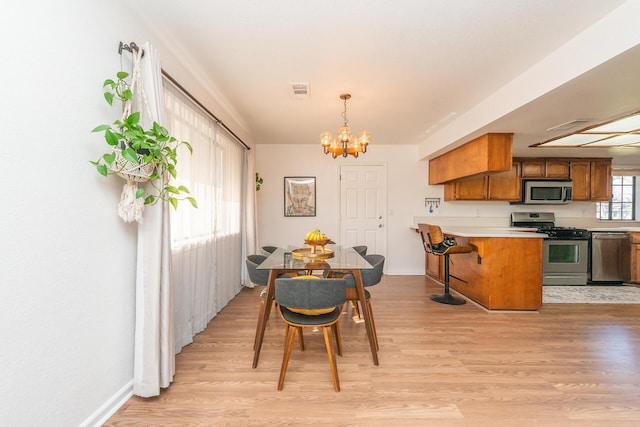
[163, 81, 246, 352]
[133, 42, 175, 398]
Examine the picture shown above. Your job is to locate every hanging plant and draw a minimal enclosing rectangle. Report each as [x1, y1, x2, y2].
[256, 172, 264, 191]
[91, 56, 197, 221]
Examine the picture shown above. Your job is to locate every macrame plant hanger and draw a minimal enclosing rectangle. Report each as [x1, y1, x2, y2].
[116, 42, 154, 223]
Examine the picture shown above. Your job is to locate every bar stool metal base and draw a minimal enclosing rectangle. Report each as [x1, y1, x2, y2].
[429, 293, 466, 305]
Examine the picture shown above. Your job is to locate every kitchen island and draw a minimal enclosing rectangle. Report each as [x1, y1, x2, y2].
[417, 225, 544, 310]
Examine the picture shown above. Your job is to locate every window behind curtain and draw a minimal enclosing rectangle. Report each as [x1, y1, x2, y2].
[596, 175, 636, 220]
[162, 78, 245, 351]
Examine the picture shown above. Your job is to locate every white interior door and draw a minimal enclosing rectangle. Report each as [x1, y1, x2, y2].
[340, 164, 387, 257]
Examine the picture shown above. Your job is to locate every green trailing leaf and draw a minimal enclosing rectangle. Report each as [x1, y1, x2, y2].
[97, 164, 108, 176]
[104, 129, 119, 146]
[135, 188, 147, 199]
[126, 112, 140, 125]
[187, 197, 198, 208]
[183, 141, 193, 154]
[116, 71, 129, 79]
[178, 185, 190, 193]
[144, 195, 156, 205]
[166, 186, 179, 195]
[104, 92, 114, 105]
[169, 198, 178, 210]
[103, 153, 116, 165]
[92, 124, 111, 133]
[121, 148, 140, 164]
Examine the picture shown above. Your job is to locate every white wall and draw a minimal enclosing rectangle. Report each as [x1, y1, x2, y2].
[0, 1, 250, 426]
[256, 144, 428, 274]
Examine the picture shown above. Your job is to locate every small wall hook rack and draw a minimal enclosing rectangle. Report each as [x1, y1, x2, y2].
[425, 197, 441, 213]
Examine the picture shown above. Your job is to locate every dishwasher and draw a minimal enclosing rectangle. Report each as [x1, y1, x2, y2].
[589, 231, 631, 283]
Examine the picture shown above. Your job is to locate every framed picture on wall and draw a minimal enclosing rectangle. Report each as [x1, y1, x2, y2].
[284, 176, 316, 217]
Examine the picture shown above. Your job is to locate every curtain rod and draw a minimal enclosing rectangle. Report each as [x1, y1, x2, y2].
[118, 41, 144, 57]
[161, 70, 250, 151]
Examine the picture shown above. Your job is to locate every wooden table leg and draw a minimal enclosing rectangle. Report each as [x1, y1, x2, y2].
[350, 269, 379, 366]
[252, 269, 280, 368]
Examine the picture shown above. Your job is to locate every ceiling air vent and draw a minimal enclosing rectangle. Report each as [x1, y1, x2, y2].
[546, 119, 591, 132]
[290, 82, 310, 100]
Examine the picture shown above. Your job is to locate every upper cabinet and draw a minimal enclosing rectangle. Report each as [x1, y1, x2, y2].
[570, 159, 611, 201]
[429, 133, 513, 184]
[443, 157, 611, 202]
[444, 161, 521, 201]
[521, 159, 570, 178]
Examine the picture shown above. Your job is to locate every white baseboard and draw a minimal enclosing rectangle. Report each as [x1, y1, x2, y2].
[80, 380, 133, 427]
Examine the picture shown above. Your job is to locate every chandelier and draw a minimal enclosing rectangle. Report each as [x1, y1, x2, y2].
[320, 93, 371, 158]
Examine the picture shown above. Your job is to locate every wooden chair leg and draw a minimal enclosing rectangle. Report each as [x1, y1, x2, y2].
[322, 325, 340, 392]
[367, 300, 379, 351]
[278, 325, 298, 391]
[332, 321, 343, 356]
[298, 328, 305, 351]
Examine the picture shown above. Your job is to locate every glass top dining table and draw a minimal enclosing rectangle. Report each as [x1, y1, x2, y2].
[252, 245, 379, 368]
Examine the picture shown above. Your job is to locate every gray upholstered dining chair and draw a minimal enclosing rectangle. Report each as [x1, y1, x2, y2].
[352, 245, 368, 256]
[274, 277, 347, 392]
[261, 246, 278, 255]
[328, 254, 384, 350]
[246, 254, 298, 350]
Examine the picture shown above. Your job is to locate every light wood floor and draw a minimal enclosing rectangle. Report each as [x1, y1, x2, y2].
[105, 275, 640, 427]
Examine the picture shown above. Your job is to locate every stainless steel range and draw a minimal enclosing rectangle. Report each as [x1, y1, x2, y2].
[511, 212, 590, 286]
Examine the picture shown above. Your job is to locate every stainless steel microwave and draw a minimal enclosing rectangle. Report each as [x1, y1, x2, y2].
[522, 180, 572, 204]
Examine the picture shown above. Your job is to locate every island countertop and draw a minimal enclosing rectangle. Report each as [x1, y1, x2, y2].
[412, 225, 545, 238]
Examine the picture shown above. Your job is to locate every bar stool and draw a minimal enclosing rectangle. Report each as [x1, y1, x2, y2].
[418, 224, 473, 305]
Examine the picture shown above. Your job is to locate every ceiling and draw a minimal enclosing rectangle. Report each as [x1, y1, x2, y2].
[126, 0, 640, 165]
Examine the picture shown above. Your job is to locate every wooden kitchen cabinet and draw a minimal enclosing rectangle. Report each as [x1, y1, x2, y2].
[630, 232, 640, 283]
[488, 161, 521, 200]
[521, 159, 545, 178]
[570, 159, 612, 201]
[545, 160, 570, 178]
[425, 251, 444, 281]
[429, 133, 513, 184]
[444, 162, 521, 201]
[570, 160, 591, 201]
[444, 176, 488, 200]
[590, 160, 612, 201]
[520, 159, 569, 178]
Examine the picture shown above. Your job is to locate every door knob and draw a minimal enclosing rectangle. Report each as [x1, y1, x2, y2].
[378, 224, 383, 228]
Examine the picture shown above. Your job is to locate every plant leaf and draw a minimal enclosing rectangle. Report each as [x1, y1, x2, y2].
[187, 197, 198, 208]
[92, 124, 111, 133]
[135, 188, 147, 199]
[103, 153, 116, 165]
[166, 186, 179, 195]
[182, 141, 193, 154]
[103, 92, 114, 105]
[96, 164, 108, 176]
[104, 129, 120, 146]
[169, 198, 178, 210]
[126, 112, 140, 125]
[121, 148, 140, 164]
[116, 71, 129, 79]
[178, 185, 190, 193]
[144, 195, 156, 205]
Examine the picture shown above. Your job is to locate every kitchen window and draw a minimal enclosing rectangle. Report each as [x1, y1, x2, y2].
[596, 175, 635, 220]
